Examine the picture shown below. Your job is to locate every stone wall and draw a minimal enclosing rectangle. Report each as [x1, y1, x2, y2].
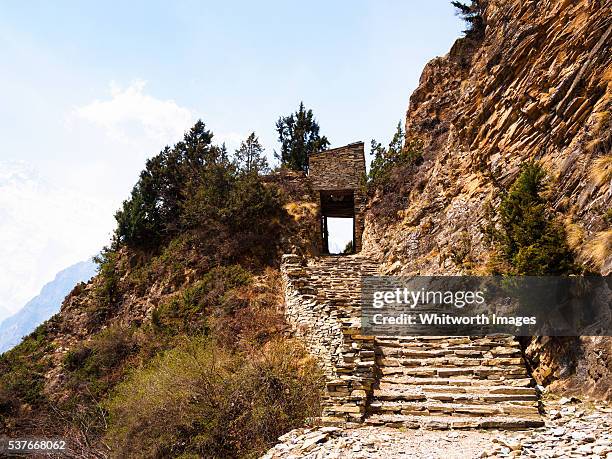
[281, 254, 344, 378]
[308, 142, 366, 191]
[281, 253, 379, 424]
[353, 191, 366, 253]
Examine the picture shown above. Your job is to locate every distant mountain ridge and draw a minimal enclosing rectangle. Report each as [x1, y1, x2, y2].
[0, 260, 97, 353]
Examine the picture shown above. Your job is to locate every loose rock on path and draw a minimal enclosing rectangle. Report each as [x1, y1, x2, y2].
[262, 399, 611, 458]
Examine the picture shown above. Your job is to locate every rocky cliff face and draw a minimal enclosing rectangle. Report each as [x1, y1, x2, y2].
[363, 0, 611, 399]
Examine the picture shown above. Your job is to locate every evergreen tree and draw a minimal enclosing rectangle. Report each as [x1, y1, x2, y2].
[491, 162, 576, 275]
[114, 120, 219, 248]
[234, 132, 269, 174]
[368, 122, 422, 185]
[275, 102, 329, 172]
[113, 119, 284, 264]
[451, 1, 485, 39]
[369, 122, 404, 183]
[343, 240, 354, 254]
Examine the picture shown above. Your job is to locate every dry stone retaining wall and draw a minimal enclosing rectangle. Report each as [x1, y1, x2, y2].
[281, 254, 379, 423]
[281, 254, 344, 377]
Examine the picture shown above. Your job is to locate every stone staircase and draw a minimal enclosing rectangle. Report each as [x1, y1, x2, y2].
[281, 254, 544, 430]
[366, 335, 543, 429]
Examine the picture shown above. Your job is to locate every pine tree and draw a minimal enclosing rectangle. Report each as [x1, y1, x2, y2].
[234, 132, 269, 174]
[451, 1, 485, 39]
[275, 102, 330, 172]
[369, 122, 404, 183]
[491, 162, 576, 275]
[368, 122, 422, 185]
[343, 240, 354, 254]
[114, 120, 221, 248]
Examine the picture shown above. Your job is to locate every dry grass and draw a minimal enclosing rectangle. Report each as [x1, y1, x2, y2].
[565, 219, 585, 251]
[585, 110, 609, 153]
[581, 229, 612, 270]
[587, 108, 611, 187]
[283, 201, 318, 221]
[590, 155, 612, 187]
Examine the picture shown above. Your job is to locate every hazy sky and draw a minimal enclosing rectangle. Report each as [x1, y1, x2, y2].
[0, 1, 463, 320]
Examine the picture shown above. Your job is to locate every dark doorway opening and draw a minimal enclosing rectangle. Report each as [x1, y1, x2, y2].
[320, 191, 355, 255]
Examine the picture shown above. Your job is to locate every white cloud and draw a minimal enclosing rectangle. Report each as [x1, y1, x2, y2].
[71, 80, 197, 146]
[69, 80, 247, 155]
[0, 161, 115, 321]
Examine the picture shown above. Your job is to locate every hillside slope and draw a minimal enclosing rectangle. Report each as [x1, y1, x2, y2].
[0, 126, 323, 458]
[363, 0, 611, 399]
[0, 261, 96, 354]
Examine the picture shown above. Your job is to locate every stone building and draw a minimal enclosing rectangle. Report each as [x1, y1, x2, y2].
[308, 142, 366, 253]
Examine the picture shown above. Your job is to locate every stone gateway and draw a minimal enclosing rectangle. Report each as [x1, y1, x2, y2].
[308, 142, 366, 254]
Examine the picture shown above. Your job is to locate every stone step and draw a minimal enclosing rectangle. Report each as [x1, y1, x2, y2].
[378, 376, 534, 387]
[376, 345, 522, 357]
[372, 388, 538, 403]
[287, 254, 543, 430]
[376, 356, 525, 367]
[375, 335, 518, 345]
[364, 414, 545, 430]
[377, 342, 522, 353]
[369, 400, 539, 417]
[379, 365, 529, 378]
[378, 382, 536, 395]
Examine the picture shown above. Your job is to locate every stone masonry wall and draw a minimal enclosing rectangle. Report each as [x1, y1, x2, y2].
[281, 254, 379, 424]
[308, 142, 366, 191]
[281, 254, 344, 378]
[353, 191, 366, 253]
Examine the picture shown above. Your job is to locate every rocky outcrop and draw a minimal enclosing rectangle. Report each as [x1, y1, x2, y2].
[363, 0, 611, 398]
[525, 335, 612, 400]
[365, 0, 611, 276]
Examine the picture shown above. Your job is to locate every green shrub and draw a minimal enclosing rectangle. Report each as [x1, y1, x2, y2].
[0, 325, 52, 410]
[180, 172, 285, 269]
[153, 266, 252, 334]
[487, 162, 576, 275]
[105, 337, 322, 458]
[63, 325, 138, 396]
[93, 249, 120, 309]
[367, 122, 424, 222]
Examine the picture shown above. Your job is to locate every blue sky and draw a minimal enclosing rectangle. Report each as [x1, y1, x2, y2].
[0, 1, 463, 320]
